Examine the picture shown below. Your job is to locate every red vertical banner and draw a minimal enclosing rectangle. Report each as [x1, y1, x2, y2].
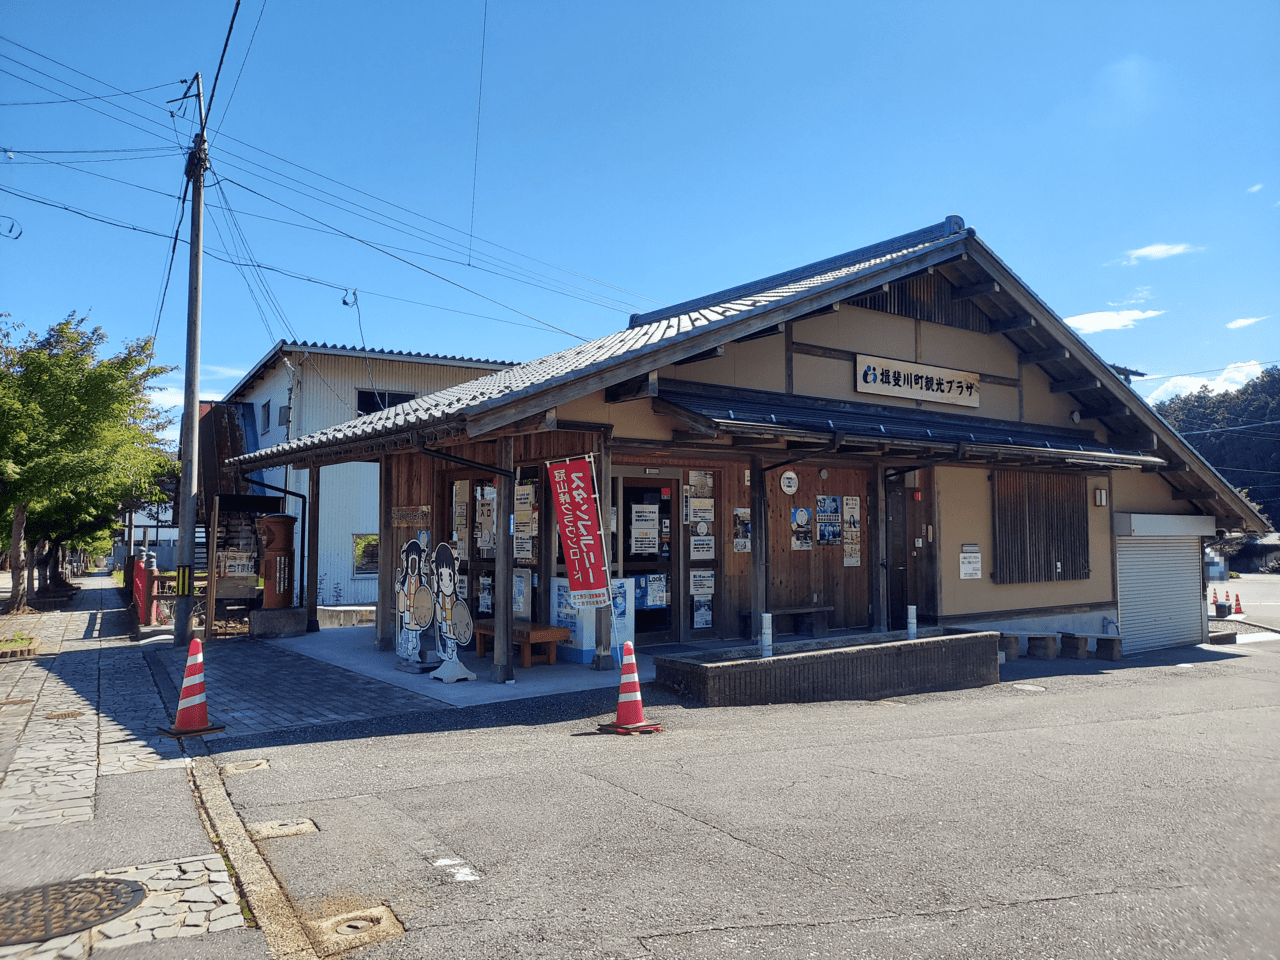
[548, 457, 610, 608]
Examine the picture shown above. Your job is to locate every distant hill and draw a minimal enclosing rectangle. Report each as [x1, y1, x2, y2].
[1155, 366, 1279, 528]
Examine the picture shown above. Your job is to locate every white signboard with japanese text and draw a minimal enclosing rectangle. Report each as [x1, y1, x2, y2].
[856, 354, 980, 407]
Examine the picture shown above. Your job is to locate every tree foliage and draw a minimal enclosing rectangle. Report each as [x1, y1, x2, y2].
[1155, 365, 1280, 527]
[1, 313, 175, 610]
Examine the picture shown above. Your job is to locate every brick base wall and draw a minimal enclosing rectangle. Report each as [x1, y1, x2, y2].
[654, 632, 1000, 707]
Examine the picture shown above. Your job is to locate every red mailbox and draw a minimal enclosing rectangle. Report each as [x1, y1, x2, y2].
[256, 514, 297, 610]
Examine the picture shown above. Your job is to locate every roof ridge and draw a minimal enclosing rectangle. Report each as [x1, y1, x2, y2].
[628, 215, 968, 328]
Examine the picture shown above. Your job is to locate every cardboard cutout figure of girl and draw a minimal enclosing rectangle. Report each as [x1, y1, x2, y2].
[428, 542, 475, 683]
[394, 538, 433, 664]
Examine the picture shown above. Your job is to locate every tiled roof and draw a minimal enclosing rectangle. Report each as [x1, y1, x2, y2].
[279, 340, 514, 367]
[228, 218, 972, 467]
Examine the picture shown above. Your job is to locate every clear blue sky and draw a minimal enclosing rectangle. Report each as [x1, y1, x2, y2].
[2, 1, 1277, 417]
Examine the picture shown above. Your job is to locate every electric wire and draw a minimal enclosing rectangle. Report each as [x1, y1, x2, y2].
[8, 150, 185, 200]
[467, 0, 488, 266]
[209, 0, 266, 145]
[150, 178, 190, 345]
[0, 81, 180, 106]
[203, 0, 242, 133]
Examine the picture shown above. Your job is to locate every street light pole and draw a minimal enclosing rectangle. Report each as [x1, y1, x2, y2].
[175, 73, 207, 647]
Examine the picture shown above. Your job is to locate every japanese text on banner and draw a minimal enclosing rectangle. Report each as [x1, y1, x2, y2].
[548, 457, 610, 608]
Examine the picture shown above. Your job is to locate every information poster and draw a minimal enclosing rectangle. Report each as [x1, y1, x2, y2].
[733, 508, 751, 552]
[842, 496, 862, 567]
[690, 569, 715, 596]
[610, 578, 635, 650]
[552, 577, 578, 642]
[791, 506, 813, 551]
[690, 536, 715, 560]
[690, 498, 715, 523]
[693, 596, 713, 629]
[631, 503, 660, 554]
[475, 488, 496, 551]
[478, 574, 493, 614]
[816, 495, 842, 545]
[514, 486, 535, 560]
[452, 480, 469, 560]
[960, 546, 982, 580]
[688, 470, 714, 497]
[512, 569, 530, 619]
[645, 573, 668, 607]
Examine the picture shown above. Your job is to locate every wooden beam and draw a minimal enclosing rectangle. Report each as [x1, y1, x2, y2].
[604, 375, 652, 404]
[1018, 346, 1070, 364]
[952, 280, 1000, 302]
[306, 465, 320, 632]
[651, 396, 719, 437]
[988, 316, 1037, 333]
[978, 372, 1021, 388]
[1108, 431, 1158, 451]
[673, 345, 725, 366]
[1079, 403, 1131, 420]
[1158, 463, 1190, 473]
[1050, 377, 1102, 394]
[791, 341, 857, 363]
[1171, 489, 1220, 501]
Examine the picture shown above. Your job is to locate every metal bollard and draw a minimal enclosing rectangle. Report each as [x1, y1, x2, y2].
[907, 605, 917, 640]
[761, 612, 773, 658]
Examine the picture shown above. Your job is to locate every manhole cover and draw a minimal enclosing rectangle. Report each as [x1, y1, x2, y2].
[0, 878, 146, 946]
[45, 711, 84, 720]
[1012, 683, 1046, 692]
[1, 699, 34, 706]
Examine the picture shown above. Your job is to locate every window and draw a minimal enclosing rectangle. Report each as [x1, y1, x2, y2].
[991, 470, 1089, 584]
[261, 400, 271, 434]
[352, 534, 379, 577]
[357, 390, 415, 416]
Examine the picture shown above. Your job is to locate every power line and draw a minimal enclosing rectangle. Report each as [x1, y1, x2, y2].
[1138, 361, 1279, 384]
[151, 179, 191, 345]
[204, 0, 242, 132]
[0, 80, 180, 106]
[1180, 419, 1280, 436]
[468, 0, 489, 266]
[9, 150, 185, 200]
[209, 0, 266, 144]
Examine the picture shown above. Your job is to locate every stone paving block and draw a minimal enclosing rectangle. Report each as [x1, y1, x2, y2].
[208, 914, 245, 932]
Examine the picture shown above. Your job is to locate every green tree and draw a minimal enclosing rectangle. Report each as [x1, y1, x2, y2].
[0, 313, 174, 612]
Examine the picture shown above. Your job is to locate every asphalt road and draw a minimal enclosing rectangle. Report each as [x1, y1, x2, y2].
[210, 639, 1280, 960]
[1223, 573, 1280, 631]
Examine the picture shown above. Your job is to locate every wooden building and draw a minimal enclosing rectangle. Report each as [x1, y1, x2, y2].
[228, 217, 1269, 676]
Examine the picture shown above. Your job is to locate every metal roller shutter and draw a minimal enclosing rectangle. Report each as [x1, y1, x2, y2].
[1116, 536, 1206, 653]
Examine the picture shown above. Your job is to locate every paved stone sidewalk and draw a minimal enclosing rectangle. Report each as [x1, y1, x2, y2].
[154, 639, 445, 742]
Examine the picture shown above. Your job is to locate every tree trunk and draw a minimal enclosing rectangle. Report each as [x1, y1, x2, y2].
[6, 503, 27, 612]
[34, 540, 50, 595]
[27, 545, 36, 599]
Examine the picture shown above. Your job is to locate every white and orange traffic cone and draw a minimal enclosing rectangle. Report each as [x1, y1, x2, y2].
[1224, 591, 1232, 611]
[159, 637, 225, 738]
[1234, 594, 1244, 615]
[1211, 588, 1218, 604]
[598, 641, 662, 735]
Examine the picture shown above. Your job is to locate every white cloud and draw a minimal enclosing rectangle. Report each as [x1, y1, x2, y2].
[1144, 361, 1263, 403]
[1121, 243, 1199, 265]
[1247, 184, 1263, 193]
[203, 365, 247, 380]
[1107, 286, 1151, 307]
[1226, 316, 1266, 329]
[1063, 309, 1164, 333]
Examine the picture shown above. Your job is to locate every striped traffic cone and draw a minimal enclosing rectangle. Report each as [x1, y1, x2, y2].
[1211, 588, 1218, 604]
[1234, 594, 1244, 615]
[159, 637, 225, 738]
[598, 641, 662, 735]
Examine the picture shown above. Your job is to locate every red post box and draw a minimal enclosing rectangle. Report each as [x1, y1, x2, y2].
[256, 514, 297, 610]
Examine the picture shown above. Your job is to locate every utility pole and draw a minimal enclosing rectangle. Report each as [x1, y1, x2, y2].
[175, 74, 207, 647]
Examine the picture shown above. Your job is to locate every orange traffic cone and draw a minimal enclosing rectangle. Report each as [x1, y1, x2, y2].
[159, 637, 225, 738]
[598, 641, 662, 735]
[1234, 594, 1244, 615]
[1211, 588, 1218, 604]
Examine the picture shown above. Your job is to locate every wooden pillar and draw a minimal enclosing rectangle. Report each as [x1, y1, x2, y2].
[306, 463, 320, 632]
[492, 437, 515, 682]
[750, 455, 769, 640]
[872, 466, 888, 632]
[592, 435, 615, 670]
[376, 455, 395, 651]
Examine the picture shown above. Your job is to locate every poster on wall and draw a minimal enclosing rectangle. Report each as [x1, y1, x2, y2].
[690, 498, 715, 523]
[512, 569, 531, 619]
[690, 569, 715, 596]
[478, 574, 493, 614]
[452, 480, 469, 560]
[733, 508, 751, 552]
[552, 577, 578, 642]
[631, 503, 660, 554]
[514, 485, 535, 560]
[688, 470, 714, 497]
[960, 545, 982, 580]
[646, 573, 668, 607]
[690, 535, 715, 560]
[791, 507, 813, 550]
[842, 496, 862, 566]
[475, 488, 496, 551]
[693, 596, 714, 629]
[816, 495, 842, 545]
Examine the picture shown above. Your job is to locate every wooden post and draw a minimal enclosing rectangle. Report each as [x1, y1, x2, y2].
[592, 435, 615, 670]
[750, 455, 769, 640]
[205, 494, 220, 641]
[376, 455, 395, 651]
[492, 437, 515, 682]
[306, 463, 320, 632]
[784, 322, 794, 395]
[872, 467, 888, 632]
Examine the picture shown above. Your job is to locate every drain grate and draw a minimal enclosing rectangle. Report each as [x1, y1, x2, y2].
[45, 711, 84, 720]
[1, 699, 34, 707]
[0, 878, 146, 947]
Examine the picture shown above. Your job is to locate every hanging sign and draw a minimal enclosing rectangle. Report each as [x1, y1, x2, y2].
[547, 457, 610, 608]
[856, 354, 980, 407]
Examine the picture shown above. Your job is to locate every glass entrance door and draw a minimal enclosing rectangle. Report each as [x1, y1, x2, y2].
[620, 478, 674, 641]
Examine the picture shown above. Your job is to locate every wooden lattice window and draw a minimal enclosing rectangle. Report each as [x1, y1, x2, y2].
[991, 470, 1089, 584]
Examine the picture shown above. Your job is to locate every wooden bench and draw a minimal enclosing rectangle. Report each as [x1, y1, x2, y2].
[770, 605, 835, 638]
[1060, 632, 1123, 661]
[473, 620, 569, 668]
